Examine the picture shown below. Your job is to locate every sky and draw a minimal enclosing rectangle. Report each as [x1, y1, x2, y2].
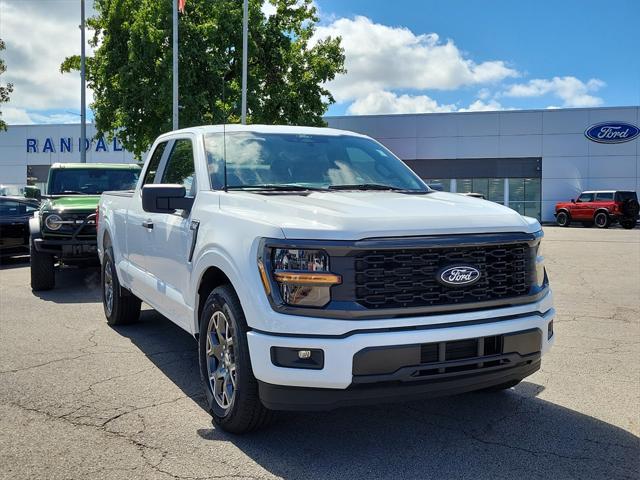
[0, 0, 639, 125]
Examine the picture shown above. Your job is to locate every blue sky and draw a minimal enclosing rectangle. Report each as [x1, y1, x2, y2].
[1, 0, 638, 124]
[317, 0, 640, 115]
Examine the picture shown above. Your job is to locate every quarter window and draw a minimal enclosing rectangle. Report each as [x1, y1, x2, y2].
[142, 142, 167, 186]
[162, 139, 197, 196]
[595, 192, 614, 202]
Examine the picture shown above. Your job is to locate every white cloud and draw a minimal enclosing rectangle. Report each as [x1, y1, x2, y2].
[458, 99, 503, 112]
[0, 1, 94, 115]
[502, 76, 605, 107]
[0, 107, 80, 125]
[347, 90, 456, 115]
[313, 16, 519, 103]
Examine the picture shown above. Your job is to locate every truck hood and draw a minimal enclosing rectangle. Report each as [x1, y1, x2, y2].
[220, 191, 540, 240]
[41, 195, 99, 213]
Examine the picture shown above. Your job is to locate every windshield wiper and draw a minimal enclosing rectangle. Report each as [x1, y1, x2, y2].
[227, 184, 327, 192]
[52, 190, 85, 195]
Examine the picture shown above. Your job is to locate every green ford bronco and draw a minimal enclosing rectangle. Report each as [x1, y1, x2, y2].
[30, 163, 141, 291]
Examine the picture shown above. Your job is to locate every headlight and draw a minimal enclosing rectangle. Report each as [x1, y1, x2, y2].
[45, 214, 63, 231]
[535, 234, 546, 287]
[265, 248, 341, 307]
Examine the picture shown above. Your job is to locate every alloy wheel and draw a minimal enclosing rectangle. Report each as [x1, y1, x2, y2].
[103, 258, 114, 316]
[206, 310, 237, 410]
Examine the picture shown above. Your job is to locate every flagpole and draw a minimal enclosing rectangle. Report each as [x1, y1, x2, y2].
[241, 0, 248, 124]
[172, 0, 179, 130]
[80, 0, 87, 163]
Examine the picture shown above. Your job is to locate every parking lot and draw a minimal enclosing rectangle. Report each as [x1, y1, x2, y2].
[0, 226, 638, 480]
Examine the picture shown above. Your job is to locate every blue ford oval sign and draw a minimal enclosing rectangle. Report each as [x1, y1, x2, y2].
[437, 265, 481, 287]
[585, 122, 640, 144]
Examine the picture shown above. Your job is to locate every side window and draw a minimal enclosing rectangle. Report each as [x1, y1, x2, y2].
[577, 193, 594, 203]
[162, 139, 197, 196]
[142, 142, 167, 186]
[595, 192, 613, 202]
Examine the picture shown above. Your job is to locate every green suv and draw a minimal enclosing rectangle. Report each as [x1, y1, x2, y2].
[30, 163, 141, 291]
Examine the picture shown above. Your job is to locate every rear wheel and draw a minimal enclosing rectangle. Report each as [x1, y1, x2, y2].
[620, 218, 637, 229]
[556, 211, 570, 227]
[30, 238, 55, 291]
[594, 211, 610, 229]
[198, 285, 273, 434]
[102, 247, 141, 325]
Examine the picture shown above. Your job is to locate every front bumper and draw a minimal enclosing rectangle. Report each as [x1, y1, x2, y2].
[246, 292, 555, 409]
[33, 237, 97, 258]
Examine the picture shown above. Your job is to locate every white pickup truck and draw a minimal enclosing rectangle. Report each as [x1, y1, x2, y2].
[98, 125, 554, 433]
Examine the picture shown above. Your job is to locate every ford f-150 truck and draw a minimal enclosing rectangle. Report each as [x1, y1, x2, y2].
[98, 125, 554, 433]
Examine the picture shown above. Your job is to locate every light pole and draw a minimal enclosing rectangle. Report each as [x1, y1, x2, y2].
[241, 0, 248, 124]
[80, 0, 87, 162]
[172, 0, 179, 130]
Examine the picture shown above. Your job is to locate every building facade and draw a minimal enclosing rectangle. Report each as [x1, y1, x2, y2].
[1, 106, 638, 222]
[328, 106, 639, 222]
[0, 124, 136, 191]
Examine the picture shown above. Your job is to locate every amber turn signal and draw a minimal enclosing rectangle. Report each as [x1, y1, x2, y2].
[273, 271, 342, 286]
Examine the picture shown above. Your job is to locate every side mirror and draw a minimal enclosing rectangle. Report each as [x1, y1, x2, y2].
[571, 199, 576, 203]
[142, 184, 194, 213]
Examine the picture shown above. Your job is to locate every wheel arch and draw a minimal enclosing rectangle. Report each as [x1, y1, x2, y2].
[556, 208, 570, 217]
[196, 266, 234, 337]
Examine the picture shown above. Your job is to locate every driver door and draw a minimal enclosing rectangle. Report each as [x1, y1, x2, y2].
[572, 192, 594, 220]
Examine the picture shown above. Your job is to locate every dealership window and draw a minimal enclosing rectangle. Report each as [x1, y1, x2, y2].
[422, 176, 541, 219]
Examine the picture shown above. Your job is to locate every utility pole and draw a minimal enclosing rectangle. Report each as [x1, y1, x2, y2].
[172, 0, 179, 130]
[241, 0, 248, 124]
[80, 0, 87, 162]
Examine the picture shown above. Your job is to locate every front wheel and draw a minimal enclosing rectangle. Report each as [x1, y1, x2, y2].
[620, 218, 637, 229]
[102, 247, 141, 325]
[198, 285, 273, 434]
[556, 211, 570, 227]
[594, 211, 610, 229]
[30, 238, 55, 291]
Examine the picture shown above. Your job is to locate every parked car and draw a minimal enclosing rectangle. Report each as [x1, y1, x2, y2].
[0, 196, 40, 257]
[98, 125, 553, 433]
[29, 162, 141, 291]
[555, 190, 639, 229]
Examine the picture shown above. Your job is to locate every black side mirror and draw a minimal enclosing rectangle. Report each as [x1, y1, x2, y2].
[142, 184, 194, 213]
[571, 198, 576, 203]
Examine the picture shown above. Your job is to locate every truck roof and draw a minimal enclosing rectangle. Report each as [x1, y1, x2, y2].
[155, 124, 370, 140]
[50, 162, 141, 170]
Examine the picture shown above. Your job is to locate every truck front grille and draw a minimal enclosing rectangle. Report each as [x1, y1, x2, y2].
[354, 243, 532, 309]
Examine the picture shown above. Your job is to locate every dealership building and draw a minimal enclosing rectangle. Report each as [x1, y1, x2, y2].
[1, 106, 638, 222]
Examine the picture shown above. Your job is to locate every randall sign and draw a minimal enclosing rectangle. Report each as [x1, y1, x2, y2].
[584, 122, 640, 144]
[26, 136, 125, 154]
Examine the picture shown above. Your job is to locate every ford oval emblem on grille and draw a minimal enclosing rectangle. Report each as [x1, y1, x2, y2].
[437, 265, 481, 286]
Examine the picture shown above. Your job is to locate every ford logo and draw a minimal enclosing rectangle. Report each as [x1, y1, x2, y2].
[584, 122, 640, 144]
[437, 265, 481, 287]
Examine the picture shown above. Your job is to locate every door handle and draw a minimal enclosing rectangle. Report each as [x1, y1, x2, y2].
[142, 220, 154, 229]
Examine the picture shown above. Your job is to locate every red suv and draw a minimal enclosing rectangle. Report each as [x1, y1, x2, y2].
[555, 191, 639, 229]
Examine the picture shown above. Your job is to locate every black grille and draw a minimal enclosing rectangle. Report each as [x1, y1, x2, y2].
[354, 243, 532, 309]
[44, 212, 96, 237]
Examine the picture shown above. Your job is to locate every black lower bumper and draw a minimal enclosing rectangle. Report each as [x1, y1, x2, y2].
[33, 237, 97, 259]
[258, 356, 541, 411]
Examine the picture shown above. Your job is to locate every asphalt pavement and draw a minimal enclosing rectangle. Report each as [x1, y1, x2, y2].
[0, 226, 638, 480]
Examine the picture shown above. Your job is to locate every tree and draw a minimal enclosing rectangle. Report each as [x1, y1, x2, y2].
[61, 0, 345, 158]
[0, 38, 14, 131]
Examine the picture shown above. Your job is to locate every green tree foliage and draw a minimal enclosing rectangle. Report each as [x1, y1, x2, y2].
[0, 38, 14, 131]
[61, 0, 345, 157]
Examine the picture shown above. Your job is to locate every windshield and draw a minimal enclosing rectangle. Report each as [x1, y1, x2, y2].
[48, 168, 140, 195]
[204, 132, 429, 192]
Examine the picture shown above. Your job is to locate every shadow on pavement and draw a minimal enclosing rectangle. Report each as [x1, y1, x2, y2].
[0, 254, 30, 269]
[31, 266, 102, 304]
[117, 309, 639, 480]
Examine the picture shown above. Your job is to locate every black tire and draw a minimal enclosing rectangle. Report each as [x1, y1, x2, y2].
[556, 211, 570, 227]
[102, 247, 141, 325]
[478, 379, 521, 393]
[620, 218, 637, 230]
[594, 211, 610, 229]
[30, 238, 55, 291]
[581, 221, 593, 228]
[198, 285, 273, 434]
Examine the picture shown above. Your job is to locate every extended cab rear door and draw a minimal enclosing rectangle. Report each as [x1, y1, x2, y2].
[137, 135, 199, 328]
